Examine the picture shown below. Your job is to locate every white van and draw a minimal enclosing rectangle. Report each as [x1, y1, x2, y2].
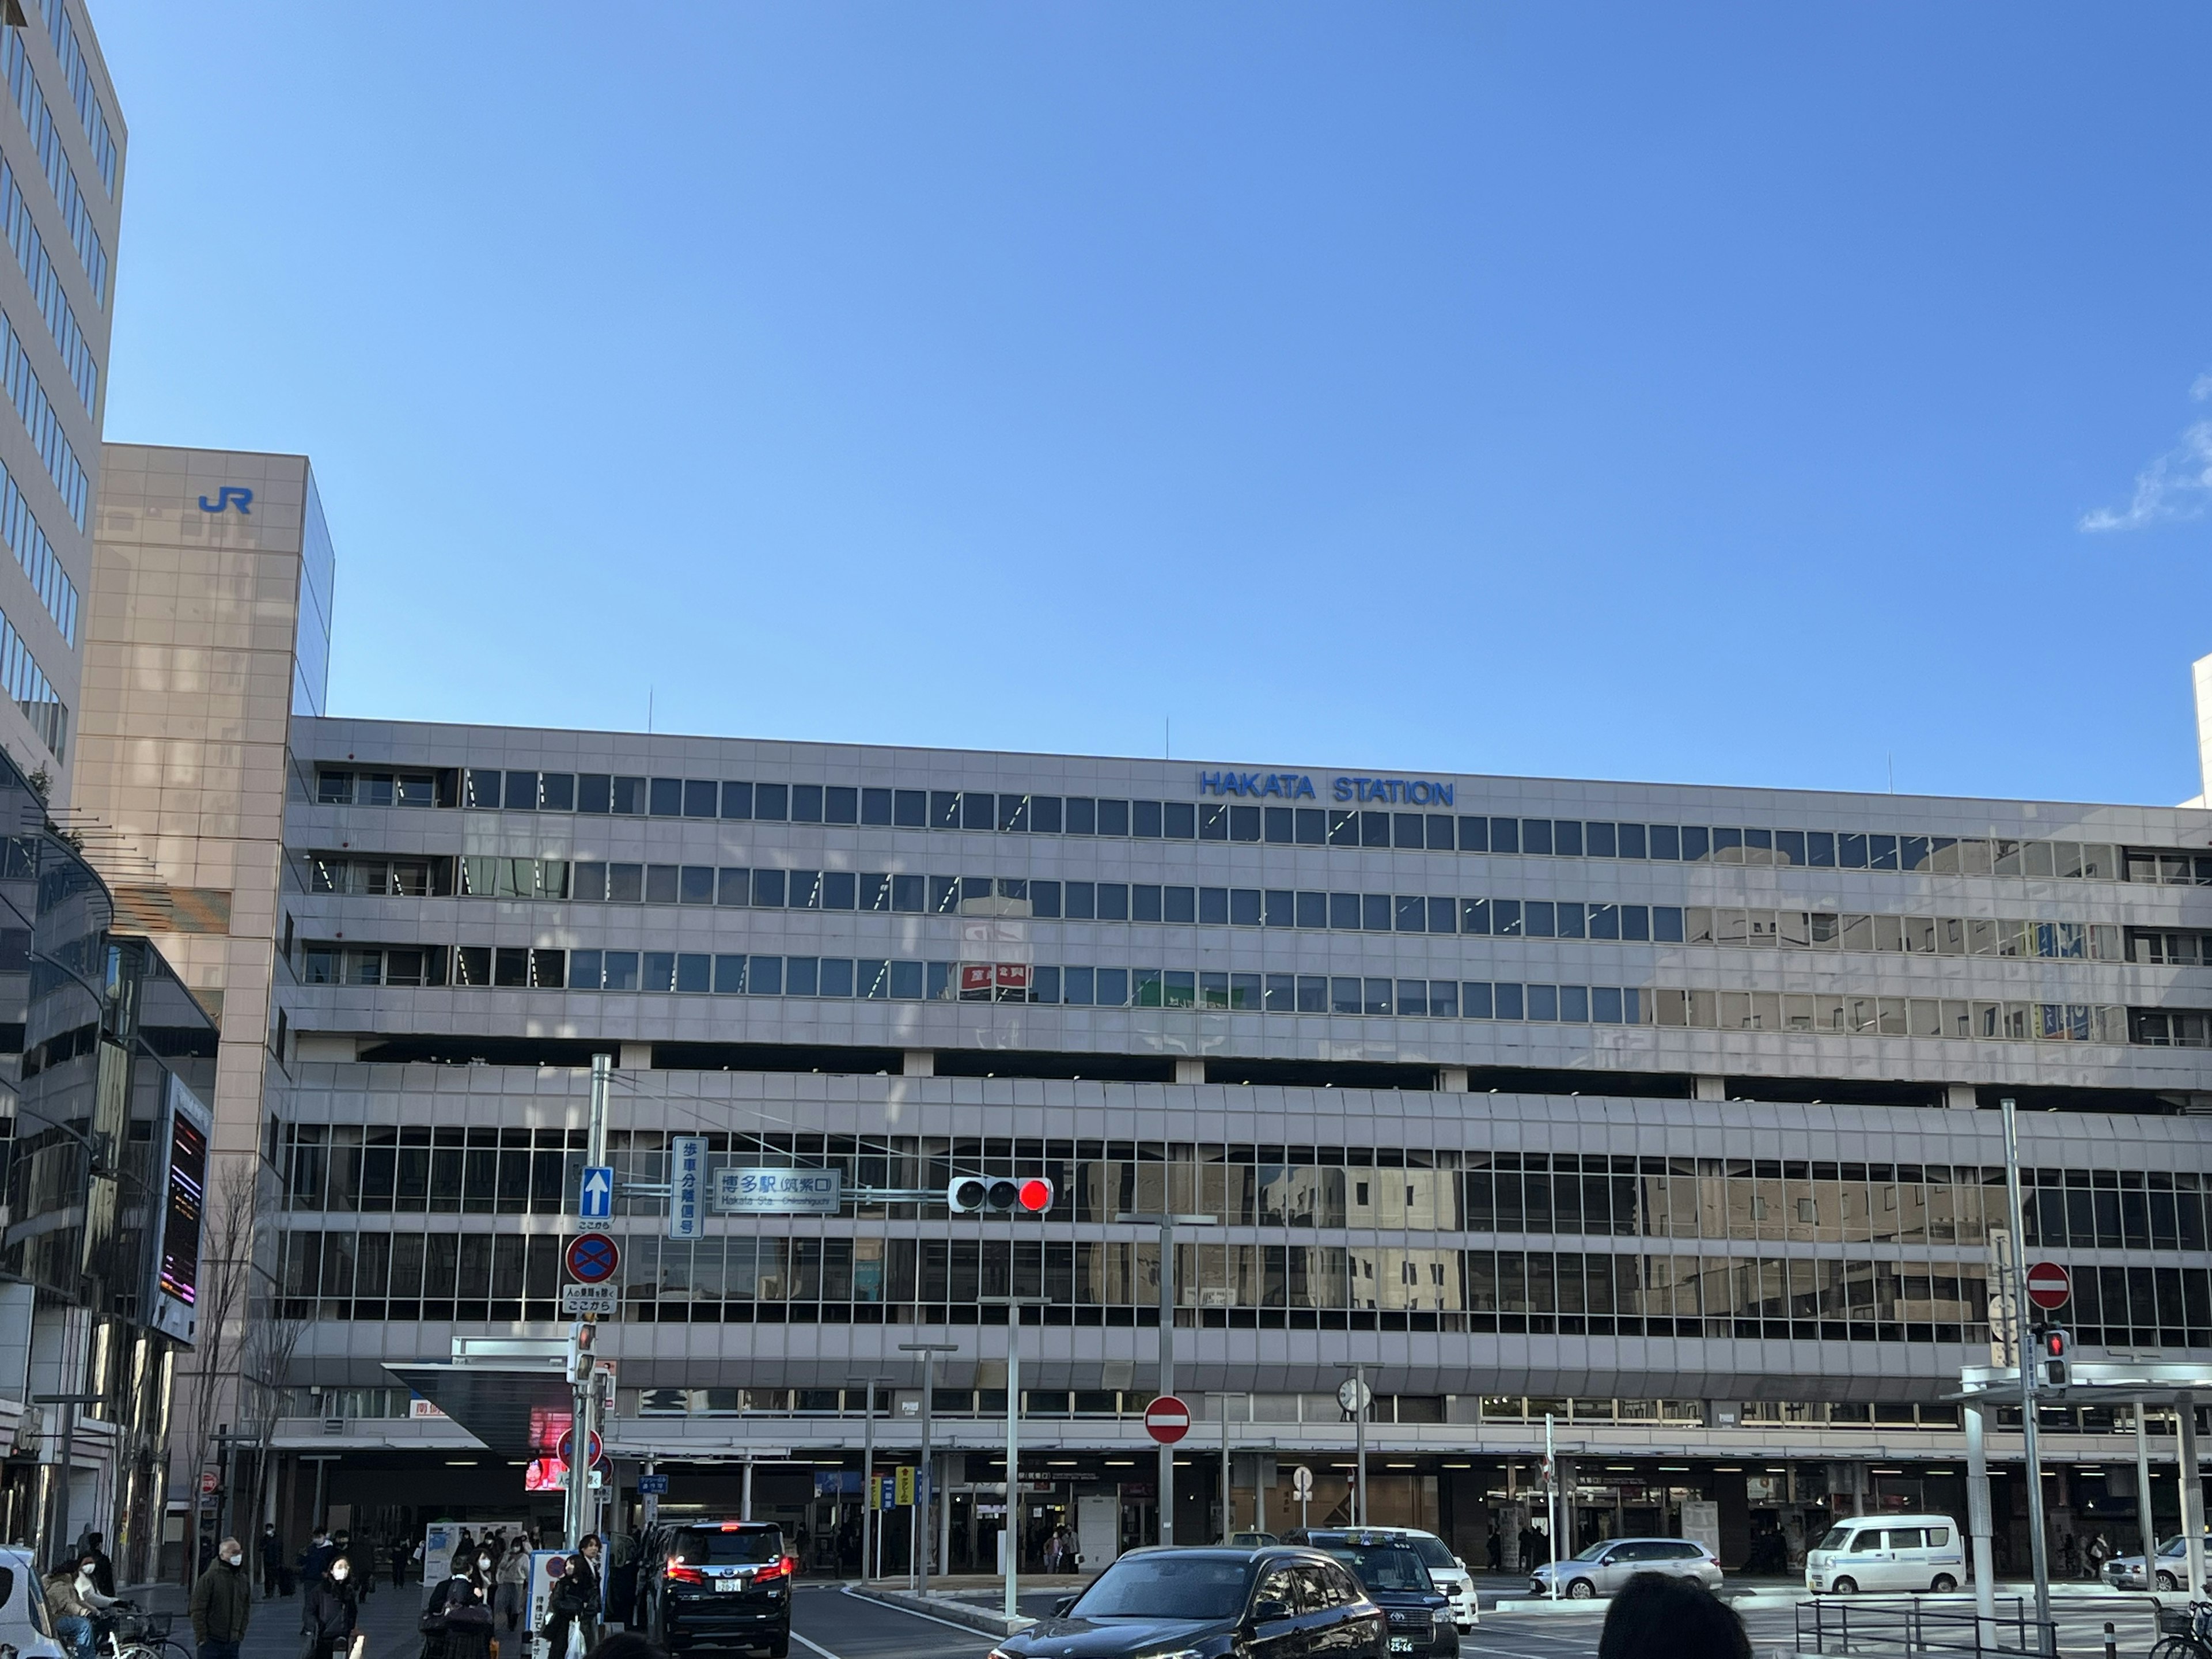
[1805, 1515, 1967, 1595]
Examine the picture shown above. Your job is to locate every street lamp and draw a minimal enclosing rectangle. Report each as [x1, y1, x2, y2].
[898, 1342, 959, 1602]
[982, 1295, 1049, 1619]
[1115, 1212, 1218, 1546]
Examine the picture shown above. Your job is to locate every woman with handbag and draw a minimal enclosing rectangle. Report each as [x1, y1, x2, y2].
[440, 1579, 495, 1659]
[304, 1556, 362, 1659]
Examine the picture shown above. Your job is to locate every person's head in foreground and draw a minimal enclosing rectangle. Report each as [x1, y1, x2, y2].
[1597, 1572, 1750, 1659]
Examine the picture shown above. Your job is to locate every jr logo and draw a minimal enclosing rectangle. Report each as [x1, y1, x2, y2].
[196, 487, 252, 514]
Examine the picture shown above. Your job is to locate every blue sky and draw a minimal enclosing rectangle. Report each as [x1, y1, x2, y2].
[94, 4, 2212, 804]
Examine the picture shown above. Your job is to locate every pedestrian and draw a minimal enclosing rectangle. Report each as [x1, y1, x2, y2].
[541, 1537, 603, 1659]
[2087, 1532, 2111, 1581]
[391, 1537, 412, 1591]
[1597, 1572, 1749, 1659]
[79, 1533, 115, 1600]
[304, 1554, 362, 1659]
[188, 1536, 254, 1659]
[298, 1529, 337, 1605]
[262, 1525, 288, 1600]
[495, 1539, 531, 1638]
[1486, 1532, 1502, 1573]
[2059, 1533, 2078, 1578]
[440, 1580, 494, 1659]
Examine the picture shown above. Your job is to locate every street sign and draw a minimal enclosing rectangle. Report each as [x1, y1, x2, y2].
[894, 1465, 916, 1506]
[716, 1168, 842, 1215]
[560, 1283, 618, 1319]
[638, 1474, 669, 1495]
[669, 1135, 706, 1240]
[1290, 1465, 1314, 1499]
[1337, 1378, 1373, 1414]
[556, 1429, 604, 1466]
[565, 1232, 620, 1285]
[199, 1469, 219, 1495]
[1144, 1395, 1192, 1445]
[2026, 1261, 2072, 1310]
[578, 1165, 613, 1222]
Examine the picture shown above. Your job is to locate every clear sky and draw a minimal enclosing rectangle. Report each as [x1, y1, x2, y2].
[93, 4, 2212, 804]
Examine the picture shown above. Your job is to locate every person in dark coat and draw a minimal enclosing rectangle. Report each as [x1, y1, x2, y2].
[304, 1558, 360, 1659]
[541, 1537, 603, 1659]
[188, 1538, 253, 1659]
[439, 1580, 494, 1659]
[260, 1526, 287, 1599]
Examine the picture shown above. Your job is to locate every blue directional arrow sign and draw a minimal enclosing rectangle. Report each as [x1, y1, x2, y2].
[578, 1165, 613, 1222]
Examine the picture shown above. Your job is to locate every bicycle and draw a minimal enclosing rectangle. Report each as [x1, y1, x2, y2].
[97, 1602, 192, 1659]
[2148, 1599, 2212, 1659]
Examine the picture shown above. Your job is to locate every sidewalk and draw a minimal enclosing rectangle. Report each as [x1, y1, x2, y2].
[124, 1579, 433, 1659]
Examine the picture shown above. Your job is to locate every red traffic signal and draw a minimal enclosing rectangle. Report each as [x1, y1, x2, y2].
[2041, 1327, 2070, 1388]
[946, 1176, 1055, 1215]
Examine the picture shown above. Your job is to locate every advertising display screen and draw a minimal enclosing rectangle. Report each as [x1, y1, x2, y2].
[147, 1073, 212, 1341]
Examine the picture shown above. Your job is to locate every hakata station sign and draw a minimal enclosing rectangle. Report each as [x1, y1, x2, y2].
[1145, 1395, 1192, 1445]
[2025, 1262, 2072, 1311]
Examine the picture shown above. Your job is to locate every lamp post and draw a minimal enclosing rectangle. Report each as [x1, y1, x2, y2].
[981, 1296, 1048, 1618]
[899, 1342, 959, 1602]
[2000, 1097, 2053, 1654]
[1115, 1213, 1217, 1546]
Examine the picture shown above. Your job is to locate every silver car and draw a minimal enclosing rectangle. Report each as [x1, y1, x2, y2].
[2105, 1535, 2207, 1592]
[1529, 1537, 1723, 1600]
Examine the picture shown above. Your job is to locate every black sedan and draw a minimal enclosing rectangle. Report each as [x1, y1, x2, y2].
[991, 1547, 1385, 1659]
[1285, 1533, 1458, 1659]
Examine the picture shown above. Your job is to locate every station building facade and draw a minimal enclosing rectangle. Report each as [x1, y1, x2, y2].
[60, 446, 2212, 1580]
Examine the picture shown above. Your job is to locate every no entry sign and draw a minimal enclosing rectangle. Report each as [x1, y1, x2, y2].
[2025, 1262, 2071, 1310]
[1145, 1394, 1192, 1445]
[566, 1232, 622, 1285]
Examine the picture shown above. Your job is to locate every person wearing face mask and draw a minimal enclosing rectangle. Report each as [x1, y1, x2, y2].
[304, 1552, 362, 1659]
[494, 1540, 530, 1638]
[189, 1537, 254, 1659]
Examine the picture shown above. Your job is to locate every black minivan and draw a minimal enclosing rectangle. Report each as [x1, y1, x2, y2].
[1283, 1533, 1457, 1659]
[639, 1520, 794, 1657]
[990, 1546, 1384, 1659]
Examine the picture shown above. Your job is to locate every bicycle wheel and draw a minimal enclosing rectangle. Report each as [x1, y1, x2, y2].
[2147, 1637, 2199, 1659]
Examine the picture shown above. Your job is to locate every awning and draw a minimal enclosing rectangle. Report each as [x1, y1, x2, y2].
[385, 1362, 575, 1458]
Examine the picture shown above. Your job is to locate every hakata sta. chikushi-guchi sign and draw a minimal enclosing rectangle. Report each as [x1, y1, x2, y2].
[2025, 1261, 2071, 1310]
[1145, 1394, 1192, 1444]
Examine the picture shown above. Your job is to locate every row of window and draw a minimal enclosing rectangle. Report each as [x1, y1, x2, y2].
[0, 597, 63, 757]
[35, 0, 116, 199]
[298, 940, 2144, 1047]
[312, 768, 2151, 884]
[401, 853, 2139, 966]
[0, 300, 84, 529]
[1, 26, 105, 307]
[0, 157, 93, 419]
[272, 1227, 2021, 1343]
[0, 439, 74, 643]
[270, 1124, 2212, 1254]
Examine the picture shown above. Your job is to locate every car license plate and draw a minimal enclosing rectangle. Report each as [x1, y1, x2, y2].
[715, 1578, 743, 1593]
[1389, 1639, 1414, 1653]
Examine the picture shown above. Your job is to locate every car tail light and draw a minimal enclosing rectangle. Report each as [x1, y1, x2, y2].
[754, 1556, 796, 1583]
[665, 1560, 705, 1584]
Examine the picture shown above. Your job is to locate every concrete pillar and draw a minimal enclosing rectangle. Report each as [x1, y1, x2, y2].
[1715, 1469, 1750, 1569]
[618, 1041, 652, 1069]
[1174, 1059, 1205, 1085]
[1438, 1067, 1469, 1093]
[903, 1051, 935, 1078]
[2180, 1403, 2206, 1602]
[1694, 1076, 1726, 1102]
[1946, 1083, 1978, 1111]
[1966, 1400, 1996, 1636]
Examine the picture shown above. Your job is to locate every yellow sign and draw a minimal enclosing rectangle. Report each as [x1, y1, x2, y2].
[894, 1464, 916, 1506]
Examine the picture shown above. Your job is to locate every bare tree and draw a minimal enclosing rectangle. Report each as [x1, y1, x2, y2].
[242, 1270, 312, 1556]
[175, 1157, 259, 1584]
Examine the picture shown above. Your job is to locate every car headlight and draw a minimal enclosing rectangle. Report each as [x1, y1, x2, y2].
[1134, 1649, 1206, 1659]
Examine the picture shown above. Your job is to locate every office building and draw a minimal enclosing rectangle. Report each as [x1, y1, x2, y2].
[60, 446, 2212, 1576]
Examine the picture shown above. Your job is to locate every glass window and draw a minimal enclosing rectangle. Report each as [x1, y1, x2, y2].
[1459, 816, 1490, 851]
[1361, 893, 1391, 930]
[679, 866, 715, 905]
[893, 789, 926, 827]
[714, 955, 747, 993]
[1097, 884, 1129, 921]
[1265, 806, 1295, 844]
[1331, 978, 1362, 1014]
[577, 774, 612, 813]
[648, 777, 683, 816]
[1097, 798, 1131, 836]
[961, 791, 995, 831]
[1495, 982, 1524, 1020]
[1464, 982, 1493, 1018]
[1296, 975, 1327, 1013]
[1491, 817, 1520, 854]
[1032, 796, 1063, 833]
[752, 869, 787, 907]
[1431, 980, 1459, 1018]
[608, 862, 643, 903]
[720, 781, 753, 819]
[1493, 899, 1522, 937]
[717, 868, 749, 906]
[1524, 819, 1554, 856]
[786, 957, 819, 995]
[685, 779, 719, 818]
[1231, 888, 1262, 926]
[603, 951, 639, 991]
[646, 865, 679, 904]
[1295, 807, 1327, 845]
[755, 783, 789, 820]
[1397, 979, 1427, 1016]
[1396, 895, 1426, 932]
[890, 960, 923, 999]
[825, 786, 858, 824]
[570, 949, 602, 990]
[1265, 972, 1296, 1012]
[676, 953, 711, 993]
[1133, 800, 1163, 838]
[861, 787, 892, 825]
[1132, 885, 1164, 922]
[1361, 810, 1389, 847]
[748, 957, 784, 996]
[1296, 891, 1327, 929]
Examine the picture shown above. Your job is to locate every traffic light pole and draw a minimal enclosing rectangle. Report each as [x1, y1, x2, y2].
[566, 1054, 611, 1552]
[900, 1342, 958, 1601]
[2001, 1097, 2053, 1655]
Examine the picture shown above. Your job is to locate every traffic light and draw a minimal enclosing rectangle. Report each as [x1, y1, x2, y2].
[2041, 1327, 2070, 1388]
[567, 1321, 596, 1384]
[946, 1175, 1055, 1215]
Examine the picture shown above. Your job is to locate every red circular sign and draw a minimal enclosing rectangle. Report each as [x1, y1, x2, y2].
[2026, 1262, 2071, 1310]
[1145, 1395, 1192, 1445]
[556, 1429, 604, 1466]
[199, 1470, 219, 1495]
[566, 1232, 621, 1285]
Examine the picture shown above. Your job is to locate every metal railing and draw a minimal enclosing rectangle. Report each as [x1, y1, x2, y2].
[1797, 1596, 2052, 1659]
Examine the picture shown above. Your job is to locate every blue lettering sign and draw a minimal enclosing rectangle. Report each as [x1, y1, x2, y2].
[196, 487, 252, 515]
[1197, 771, 1316, 800]
[1331, 776, 1455, 806]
